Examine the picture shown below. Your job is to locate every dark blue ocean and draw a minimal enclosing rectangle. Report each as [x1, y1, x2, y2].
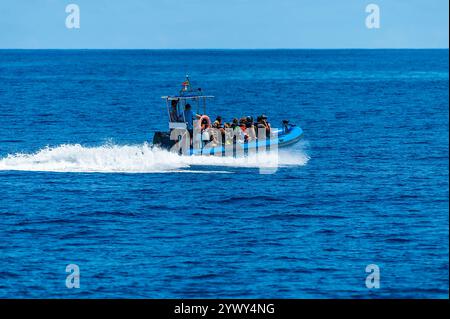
[0, 49, 448, 298]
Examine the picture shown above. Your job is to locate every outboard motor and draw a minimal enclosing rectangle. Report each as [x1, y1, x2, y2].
[153, 131, 176, 150]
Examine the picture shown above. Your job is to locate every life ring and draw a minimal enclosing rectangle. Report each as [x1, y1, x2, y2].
[198, 115, 211, 130]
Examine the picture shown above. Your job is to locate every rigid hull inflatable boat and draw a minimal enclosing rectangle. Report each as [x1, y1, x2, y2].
[152, 77, 303, 156]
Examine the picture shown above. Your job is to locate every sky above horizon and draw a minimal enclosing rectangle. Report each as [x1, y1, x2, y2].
[0, 0, 448, 49]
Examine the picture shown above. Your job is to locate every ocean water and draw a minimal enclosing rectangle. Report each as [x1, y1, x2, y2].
[0, 49, 448, 298]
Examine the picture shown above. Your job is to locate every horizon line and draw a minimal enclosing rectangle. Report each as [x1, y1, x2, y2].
[0, 47, 449, 50]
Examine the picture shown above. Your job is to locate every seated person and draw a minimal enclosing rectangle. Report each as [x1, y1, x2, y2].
[231, 118, 239, 130]
[212, 116, 223, 128]
[207, 129, 219, 147]
[200, 117, 210, 131]
[257, 114, 271, 137]
[227, 118, 241, 144]
[238, 117, 249, 143]
[223, 123, 233, 145]
[245, 116, 257, 141]
[212, 116, 225, 144]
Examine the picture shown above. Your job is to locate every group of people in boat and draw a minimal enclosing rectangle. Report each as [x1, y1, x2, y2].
[169, 100, 271, 146]
[208, 114, 272, 146]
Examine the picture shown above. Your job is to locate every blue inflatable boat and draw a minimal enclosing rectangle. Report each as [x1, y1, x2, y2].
[187, 125, 304, 156]
[152, 76, 304, 156]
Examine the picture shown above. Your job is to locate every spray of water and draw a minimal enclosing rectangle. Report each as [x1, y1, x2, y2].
[0, 143, 309, 173]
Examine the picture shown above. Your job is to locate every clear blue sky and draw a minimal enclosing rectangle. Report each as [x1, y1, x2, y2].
[0, 0, 448, 49]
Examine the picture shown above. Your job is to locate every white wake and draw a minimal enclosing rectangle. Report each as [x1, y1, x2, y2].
[0, 143, 309, 173]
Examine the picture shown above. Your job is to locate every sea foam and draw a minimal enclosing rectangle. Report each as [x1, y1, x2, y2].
[0, 143, 309, 173]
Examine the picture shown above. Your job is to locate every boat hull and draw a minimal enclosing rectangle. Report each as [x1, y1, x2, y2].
[153, 125, 303, 156]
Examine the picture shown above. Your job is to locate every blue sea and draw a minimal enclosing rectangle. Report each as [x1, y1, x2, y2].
[0, 49, 448, 298]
